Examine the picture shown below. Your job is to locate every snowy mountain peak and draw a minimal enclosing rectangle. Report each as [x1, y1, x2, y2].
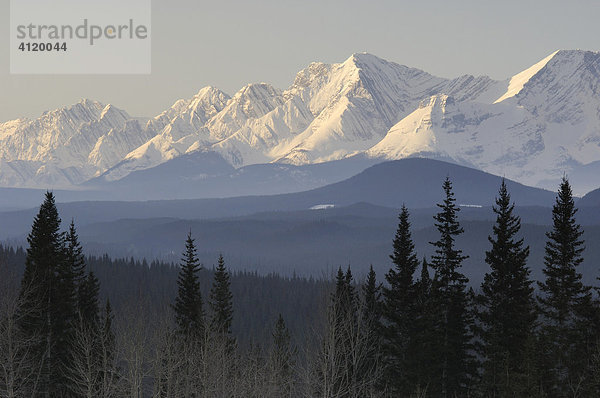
[75, 97, 103, 108]
[365, 49, 600, 193]
[346, 52, 390, 68]
[537, 49, 600, 81]
[3, 50, 600, 193]
[343, 52, 419, 76]
[206, 82, 284, 140]
[289, 62, 332, 90]
[195, 85, 226, 97]
[512, 49, 600, 125]
[191, 86, 230, 105]
[46, 98, 106, 121]
[99, 104, 130, 122]
[232, 82, 282, 104]
[187, 86, 230, 122]
[552, 48, 600, 61]
[494, 50, 559, 103]
[494, 49, 600, 105]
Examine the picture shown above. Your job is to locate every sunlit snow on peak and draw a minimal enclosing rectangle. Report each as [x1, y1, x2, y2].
[494, 50, 559, 103]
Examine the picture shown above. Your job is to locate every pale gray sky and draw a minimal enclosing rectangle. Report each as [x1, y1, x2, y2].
[1, 0, 599, 121]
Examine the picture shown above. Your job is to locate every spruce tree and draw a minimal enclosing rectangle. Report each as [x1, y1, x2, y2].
[66, 220, 86, 289]
[333, 267, 358, 348]
[363, 265, 382, 324]
[78, 272, 101, 328]
[477, 179, 536, 395]
[209, 254, 234, 348]
[65, 220, 89, 320]
[17, 191, 74, 396]
[416, 258, 431, 304]
[381, 205, 419, 395]
[410, 258, 437, 395]
[343, 267, 357, 319]
[173, 232, 205, 336]
[429, 177, 474, 397]
[271, 314, 295, 373]
[361, 266, 383, 393]
[56, 220, 79, 340]
[269, 314, 297, 396]
[538, 177, 597, 395]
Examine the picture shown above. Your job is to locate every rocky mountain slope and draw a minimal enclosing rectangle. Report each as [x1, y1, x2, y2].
[368, 50, 600, 193]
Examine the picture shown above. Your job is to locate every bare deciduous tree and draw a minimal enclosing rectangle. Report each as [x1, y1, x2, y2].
[307, 287, 385, 398]
[116, 299, 153, 398]
[66, 323, 101, 398]
[0, 265, 45, 398]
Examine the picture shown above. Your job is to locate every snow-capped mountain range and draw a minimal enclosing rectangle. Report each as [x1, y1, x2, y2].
[2, 49, 600, 194]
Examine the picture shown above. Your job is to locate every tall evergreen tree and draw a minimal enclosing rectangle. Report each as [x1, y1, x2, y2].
[429, 177, 474, 397]
[209, 254, 234, 348]
[410, 258, 437, 395]
[172, 232, 204, 336]
[477, 179, 536, 395]
[416, 258, 431, 305]
[65, 220, 86, 289]
[64, 222, 105, 398]
[56, 220, 79, 337]
[54, 230, 79, 396]
[65, 221, 89, 321]
[78, 272, 101, 328]
[381, 205, 419, 395]
[362, 265, 382, 325]
[538, 177, 597, 395]
[361, 266, 383, 393]
[17, 191, 75, 397]
[331, 267, 356, 327]
[269, 314, 297, 396]
[333, 266, 358, 358]
[343, 267, 357, 319]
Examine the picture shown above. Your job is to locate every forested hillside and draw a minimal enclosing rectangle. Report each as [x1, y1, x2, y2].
[2, 177, 600, 397]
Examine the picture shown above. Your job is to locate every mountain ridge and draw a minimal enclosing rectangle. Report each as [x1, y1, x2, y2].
[2, 50, 600, 195]
[0, 157, 559, 241]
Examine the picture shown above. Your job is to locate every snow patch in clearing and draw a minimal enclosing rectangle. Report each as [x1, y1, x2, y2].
[310, 204, 335, 210]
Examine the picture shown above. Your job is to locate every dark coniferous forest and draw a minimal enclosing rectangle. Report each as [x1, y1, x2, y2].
[1, 177, 600, 397]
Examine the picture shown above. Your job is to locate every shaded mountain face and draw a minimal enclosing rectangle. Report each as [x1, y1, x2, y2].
[579, 186, 600, 207]
[2, 50, 600, 195]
